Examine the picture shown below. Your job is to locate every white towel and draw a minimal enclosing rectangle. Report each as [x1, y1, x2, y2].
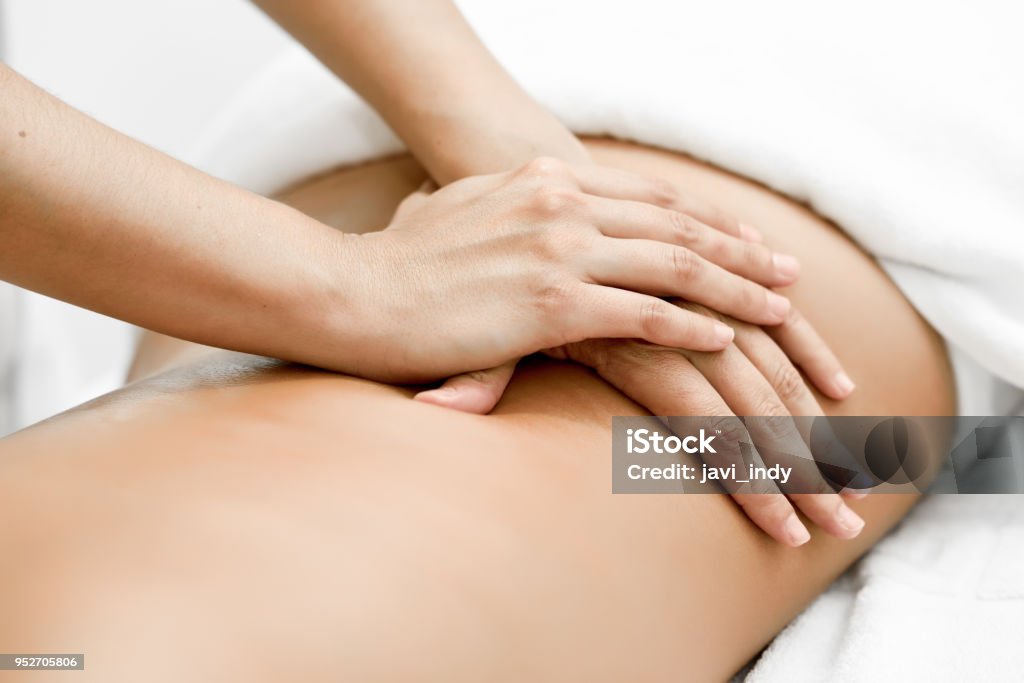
[746, 494, 1024, 682]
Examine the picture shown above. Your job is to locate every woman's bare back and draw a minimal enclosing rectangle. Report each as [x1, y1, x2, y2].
[0, 140, 953, 682]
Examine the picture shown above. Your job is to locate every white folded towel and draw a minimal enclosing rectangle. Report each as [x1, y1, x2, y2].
[746, 494, 1024, 682]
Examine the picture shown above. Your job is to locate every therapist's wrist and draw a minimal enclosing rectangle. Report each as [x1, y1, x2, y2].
[272, 223, 388, 375]
[389, 91, 591, 185]
[429, 125, 591, 186]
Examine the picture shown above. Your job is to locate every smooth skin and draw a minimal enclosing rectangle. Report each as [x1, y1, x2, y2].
[0, 140, 954, 682]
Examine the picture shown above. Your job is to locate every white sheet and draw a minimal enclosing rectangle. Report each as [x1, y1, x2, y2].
[183, 2, 1024, 678]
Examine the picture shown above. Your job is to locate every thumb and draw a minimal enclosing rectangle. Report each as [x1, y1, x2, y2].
[413, 361, 518, 414]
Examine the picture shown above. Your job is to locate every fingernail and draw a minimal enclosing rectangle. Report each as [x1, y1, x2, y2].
[768, 292, 791, 320]
[740, 222, 763, 242]
[414, 387, 455, 403]
[714, 323, 735, 346]
[785, 514, 811, 546]
[841, 488, 869, 500]
[833, 371, 856, 397]
[772, 253, 800, 280]
[836, 504, 865, 537]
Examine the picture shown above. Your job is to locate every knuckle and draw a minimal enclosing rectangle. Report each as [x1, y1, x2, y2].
[650, 177, 679, 207]
[531, 222, 589, 262]
[752, 395, 791, 420]
[530, 186, 580, 216]
[771, 363, 808, 403]
[638, 299, 670, 338]
[670, 247, 699, 280]
[753, 244, 775, 273]
[702, 230, 730, 263]
[707, 206, 738, 233]
[736, 241, 770, 274]
[669, 211, 699, 243]
[735, 281, 763, 314]
[532, 276, 572, 317]
[719, 212, 742, 236]
[520, 156, 568, 180]
[782, 303, 804, 328]
[706, 416, 749, 445]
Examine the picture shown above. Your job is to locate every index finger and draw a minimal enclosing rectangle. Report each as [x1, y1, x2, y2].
[562, 339, 810, 547]
[765, 306, 856, 401]
[568, 164, 763, 242]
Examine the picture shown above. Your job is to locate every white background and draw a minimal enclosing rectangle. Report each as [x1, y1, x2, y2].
[1, 1, 297, 431]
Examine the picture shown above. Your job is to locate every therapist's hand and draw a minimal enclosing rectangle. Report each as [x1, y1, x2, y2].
[345, 159, 800, 382]
[549, 303, 866, 547]
[252, 0, 856, 397]
[414, 185, 856, 412]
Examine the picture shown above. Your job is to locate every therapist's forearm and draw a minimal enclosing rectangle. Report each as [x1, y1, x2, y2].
[252, 0, 588, 184]
[3, 64, 734, 384]
[0, 64, 363, 363]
